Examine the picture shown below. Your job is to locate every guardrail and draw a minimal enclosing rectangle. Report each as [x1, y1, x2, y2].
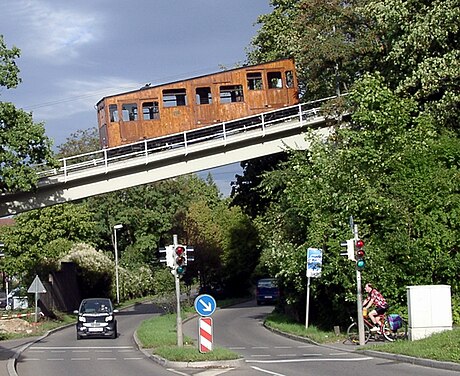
[36, 96, 339, 182]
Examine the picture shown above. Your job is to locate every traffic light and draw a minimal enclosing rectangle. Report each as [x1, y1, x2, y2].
[174, 245, 187, 275]
[340, 239, 355, 261]
[355, 239, 365, 270]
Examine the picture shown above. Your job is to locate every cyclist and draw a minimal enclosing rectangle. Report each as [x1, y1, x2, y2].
[363, 283, 389, 332]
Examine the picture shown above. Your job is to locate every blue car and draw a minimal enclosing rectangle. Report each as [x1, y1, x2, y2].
[256, 278, 280, 305]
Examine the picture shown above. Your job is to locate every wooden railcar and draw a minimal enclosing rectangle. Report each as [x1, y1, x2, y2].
[96, 58, 299, 148]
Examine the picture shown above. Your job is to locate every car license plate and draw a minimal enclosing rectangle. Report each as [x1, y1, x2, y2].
[88, 327, 103, 332]
[265, 295, 273, 298]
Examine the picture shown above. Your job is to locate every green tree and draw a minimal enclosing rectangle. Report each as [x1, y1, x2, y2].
[56, 127, 100, 158]
[0, 203, 98, 279]
[0, 36, 55, 193]
[255, 74, 460, 326]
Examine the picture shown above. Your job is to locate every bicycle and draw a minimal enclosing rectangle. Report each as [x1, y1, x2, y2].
[346, 312, 408, 344]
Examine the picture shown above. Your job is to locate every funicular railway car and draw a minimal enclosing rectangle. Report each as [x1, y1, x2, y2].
[96, 58, 299, 149]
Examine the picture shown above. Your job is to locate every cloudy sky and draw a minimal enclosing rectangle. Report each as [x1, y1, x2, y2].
[1, 0, 272, 195]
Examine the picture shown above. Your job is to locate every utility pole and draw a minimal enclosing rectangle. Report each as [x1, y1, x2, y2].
[173, 234, 183, 347]
[354, 224, 365, 345]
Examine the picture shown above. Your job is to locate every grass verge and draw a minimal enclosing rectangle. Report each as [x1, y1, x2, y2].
[264, 311, 346, 344]
[366, 328, 460, 364]
[136, 307, 241, 362]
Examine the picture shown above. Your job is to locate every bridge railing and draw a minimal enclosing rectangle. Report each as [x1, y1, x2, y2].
[36, 96, 338, 181]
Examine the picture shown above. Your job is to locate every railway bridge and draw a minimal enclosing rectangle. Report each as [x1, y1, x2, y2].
[0, 97, 346, 217]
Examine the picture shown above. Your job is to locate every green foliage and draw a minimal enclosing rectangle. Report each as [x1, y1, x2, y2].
[0, 36, 56, 193]
[0, 203, 98, 279]
[56, 127, 100, 158]
[244, 0, 460, 328]
[117, 265, 155, 301]
[253, 74, 459, 327]
[61, 243, 114, 298]
[0, 35, 21, 89]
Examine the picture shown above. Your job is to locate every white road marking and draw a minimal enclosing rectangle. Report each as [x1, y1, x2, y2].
[195, 369, 235, 375]
[166, 369, 189, 375]
[252, 346, 269, 349]
[274, 346, 291, 349]
[251, 366, 286, 376]
[123, 357, 143, 360]
[229, 346, 246, 350]
[247, 356, 374, 364]
[71, 358, 91, 361]
[97, 357, 117, 361]
[30, 346, 132, 350]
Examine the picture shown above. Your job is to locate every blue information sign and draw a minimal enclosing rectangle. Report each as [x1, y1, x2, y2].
[194, 294, 217, 317]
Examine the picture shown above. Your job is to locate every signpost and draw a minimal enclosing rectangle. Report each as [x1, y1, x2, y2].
[305, 248, 322, 328]
[194, 294, 216, 317]
[194, 294, 217, 352]
[27, 275, 46, 322]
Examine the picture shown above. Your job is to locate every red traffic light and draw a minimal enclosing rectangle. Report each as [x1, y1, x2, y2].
[356, 249, 365, 257]
[356, 239, 364, 248]
[175, 245, 185, 256]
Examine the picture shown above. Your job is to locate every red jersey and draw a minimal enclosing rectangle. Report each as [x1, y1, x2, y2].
[369, 288, 387, 308]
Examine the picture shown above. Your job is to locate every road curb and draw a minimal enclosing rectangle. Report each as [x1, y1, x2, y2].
[359, 349, 460, 373]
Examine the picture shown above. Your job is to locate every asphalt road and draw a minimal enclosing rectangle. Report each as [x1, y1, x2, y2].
[15, 302, 173, 376]
[183, 299, 460, 376]
[10, 300, 460, 376]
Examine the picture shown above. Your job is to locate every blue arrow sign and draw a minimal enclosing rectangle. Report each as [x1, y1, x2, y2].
[194, 294, 217, 317]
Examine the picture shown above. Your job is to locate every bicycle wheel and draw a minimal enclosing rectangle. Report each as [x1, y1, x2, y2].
[382, 320, 395, 342]
[347, 322, 371, 344]
[387, 318, 409, 341]
[347, 322, 359, 344]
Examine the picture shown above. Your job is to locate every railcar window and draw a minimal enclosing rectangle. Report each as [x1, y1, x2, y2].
[109, 104, 119, 122]
[220, 85, 244, 103]
[267, 72, 283, 89]
[163, 88, 187, 107]
[142, 101, 160, 120]
[285, 71, 294, 88]
[196, 87, 212, 105]
[247, 72, 263, 90]
[122, 103, 138, 121]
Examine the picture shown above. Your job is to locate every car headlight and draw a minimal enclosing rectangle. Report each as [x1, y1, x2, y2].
[105, 315, 113, 322]
[78, 316, 86, 322]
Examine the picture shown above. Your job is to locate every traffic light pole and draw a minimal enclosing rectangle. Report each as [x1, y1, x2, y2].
[354, 224, 365, 345]
[173, 234, 184, 347]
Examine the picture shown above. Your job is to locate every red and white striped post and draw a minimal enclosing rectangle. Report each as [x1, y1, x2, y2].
[198, 317, 213, 353]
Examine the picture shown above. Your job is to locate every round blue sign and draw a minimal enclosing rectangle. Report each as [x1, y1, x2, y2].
[194, 294, 217, 317]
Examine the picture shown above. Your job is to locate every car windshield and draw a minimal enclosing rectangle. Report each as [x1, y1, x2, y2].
[258, 279, 277, 288]
[80, 299, 112, 314]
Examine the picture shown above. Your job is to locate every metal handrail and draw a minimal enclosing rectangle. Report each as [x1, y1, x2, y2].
[36, 96, 339, 181]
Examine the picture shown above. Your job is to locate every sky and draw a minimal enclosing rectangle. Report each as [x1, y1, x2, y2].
[1, 0, 273, 196]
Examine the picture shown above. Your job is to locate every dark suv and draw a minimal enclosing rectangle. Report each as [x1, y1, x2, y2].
[256, 278, 280, 305]
[74, 298, 118, 339]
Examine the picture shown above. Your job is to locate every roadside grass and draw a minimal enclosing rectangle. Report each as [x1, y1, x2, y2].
[264, 311, 346, 344]
[136, 307, 241, 362]
[366, 328, 460, 364]
[265, 311, 460, 364]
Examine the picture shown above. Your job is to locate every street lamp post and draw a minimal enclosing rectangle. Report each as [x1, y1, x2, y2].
[113, 224, 123, 304]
